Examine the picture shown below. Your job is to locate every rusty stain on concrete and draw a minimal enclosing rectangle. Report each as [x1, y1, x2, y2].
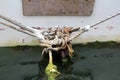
[0, 28, 5, 31]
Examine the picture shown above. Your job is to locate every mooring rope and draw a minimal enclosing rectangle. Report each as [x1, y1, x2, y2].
[49, 50, 53, 63]
[90, 12, 120, 28]
[69, 12, 120, 41]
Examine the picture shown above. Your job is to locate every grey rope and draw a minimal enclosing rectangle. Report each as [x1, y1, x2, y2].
[90, 12, 120, 28]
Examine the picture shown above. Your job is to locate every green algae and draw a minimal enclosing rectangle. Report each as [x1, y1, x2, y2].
[45, 62, 60, 80]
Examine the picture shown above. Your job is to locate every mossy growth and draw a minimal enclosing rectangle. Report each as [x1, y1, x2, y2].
[73, 41, 120, 48]
[45, 62, 60, 80]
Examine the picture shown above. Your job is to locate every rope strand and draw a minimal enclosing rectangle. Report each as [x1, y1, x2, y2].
[90, 12, 120, 28]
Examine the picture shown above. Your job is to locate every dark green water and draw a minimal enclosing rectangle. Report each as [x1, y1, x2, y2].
[0, 42, 120, 80]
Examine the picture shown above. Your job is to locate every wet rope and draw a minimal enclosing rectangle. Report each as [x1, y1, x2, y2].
[49, 50, 53, 63]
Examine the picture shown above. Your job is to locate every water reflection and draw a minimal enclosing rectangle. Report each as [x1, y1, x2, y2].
[0, 46, 92, 80]
[2, 43, 120, 80]
[25, 55, 92, 80]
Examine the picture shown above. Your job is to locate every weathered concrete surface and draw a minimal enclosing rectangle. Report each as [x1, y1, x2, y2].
[0, 0, 120, 46]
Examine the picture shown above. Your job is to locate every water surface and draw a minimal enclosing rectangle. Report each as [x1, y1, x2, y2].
[0, 42, 120, 80]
